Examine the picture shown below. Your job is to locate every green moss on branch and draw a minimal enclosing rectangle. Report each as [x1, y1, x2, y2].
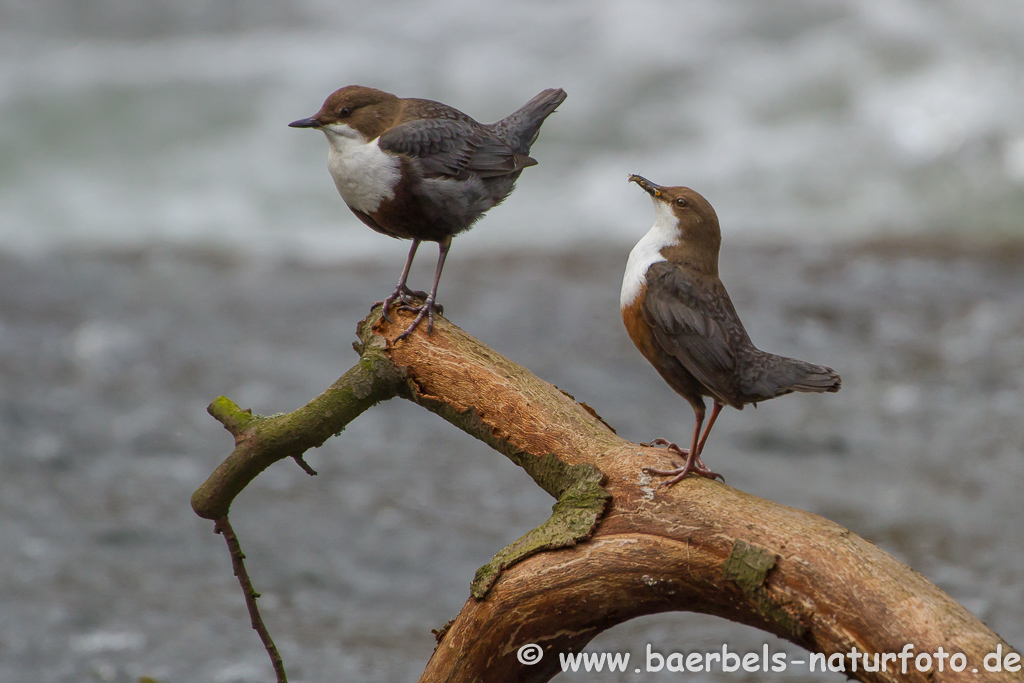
[472, 455, 609, 598]
[723, 539, 806, 639]
[191, 313, 405, 519]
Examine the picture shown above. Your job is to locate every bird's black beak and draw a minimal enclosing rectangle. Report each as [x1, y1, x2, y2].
[288, 117, 321, 129]
[628, 174, 663, 198]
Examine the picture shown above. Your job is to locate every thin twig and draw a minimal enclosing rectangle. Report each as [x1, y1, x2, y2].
[215, 516, 288, 683]
[292, 454, 318, 476]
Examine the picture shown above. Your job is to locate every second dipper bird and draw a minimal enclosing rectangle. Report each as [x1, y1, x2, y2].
[621, 175, 841, 485]
[289, 85, 567, 339]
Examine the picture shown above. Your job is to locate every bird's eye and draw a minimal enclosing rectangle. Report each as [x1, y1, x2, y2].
[675, 197, 688, 207]
[337, 106, 352, 118]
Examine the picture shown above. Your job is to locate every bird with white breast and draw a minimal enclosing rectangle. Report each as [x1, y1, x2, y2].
[621, 174, 841, 485]
[290, 85, 566, 340]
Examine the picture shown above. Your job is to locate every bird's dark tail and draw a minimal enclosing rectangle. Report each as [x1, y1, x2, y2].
[492, 88, 567, 155]
[744, 354, 842, 401]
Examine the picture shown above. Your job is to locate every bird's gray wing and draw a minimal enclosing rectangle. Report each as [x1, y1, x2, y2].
[378, 118, 533, 179]
[641, 261, 741, 408]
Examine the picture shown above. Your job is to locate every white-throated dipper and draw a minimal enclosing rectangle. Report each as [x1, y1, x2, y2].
[290, 85, 566, 339]
[621, 175, 841, 485]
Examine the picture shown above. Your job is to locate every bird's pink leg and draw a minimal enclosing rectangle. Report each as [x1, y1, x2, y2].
[692, 401, 725, 476]
[375, 240, 432, 322]
[643, 401, 725, 484]
[395, 236, 450, 341]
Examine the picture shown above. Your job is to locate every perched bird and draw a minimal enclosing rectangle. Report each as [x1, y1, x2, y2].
[290, 85, 567, 339]
[621, 175, 841, 485]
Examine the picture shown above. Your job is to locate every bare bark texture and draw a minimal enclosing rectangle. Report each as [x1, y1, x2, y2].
[193, 308, 1022, 683]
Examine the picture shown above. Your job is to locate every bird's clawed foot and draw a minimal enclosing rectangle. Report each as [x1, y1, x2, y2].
[374, 285, 433, 323]
[394, 297, 443, 341]
[644, 459, 724, 485]
[641, 437, 687, 455]
[642, 438, 724, 485]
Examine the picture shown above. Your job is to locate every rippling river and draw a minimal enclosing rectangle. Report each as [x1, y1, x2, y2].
[1, 1, 1022, 681]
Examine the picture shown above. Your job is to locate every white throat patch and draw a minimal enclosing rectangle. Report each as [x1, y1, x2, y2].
[620, 199, 678, 309]
[322, 124, 401, 213]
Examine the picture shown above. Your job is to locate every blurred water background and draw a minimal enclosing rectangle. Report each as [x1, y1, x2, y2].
[1, 1, 1023, 681]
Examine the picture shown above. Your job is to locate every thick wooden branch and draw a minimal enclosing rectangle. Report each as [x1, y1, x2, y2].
[194, 308, 1021, 683]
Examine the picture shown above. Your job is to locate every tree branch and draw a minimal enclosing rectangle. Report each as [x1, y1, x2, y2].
[214, 517, 288, 683]
[192, 324, 405, 519]
[193, 308, 1022, 683]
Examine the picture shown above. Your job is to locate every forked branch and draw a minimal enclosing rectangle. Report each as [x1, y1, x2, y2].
[193, 308, 1021, 683]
